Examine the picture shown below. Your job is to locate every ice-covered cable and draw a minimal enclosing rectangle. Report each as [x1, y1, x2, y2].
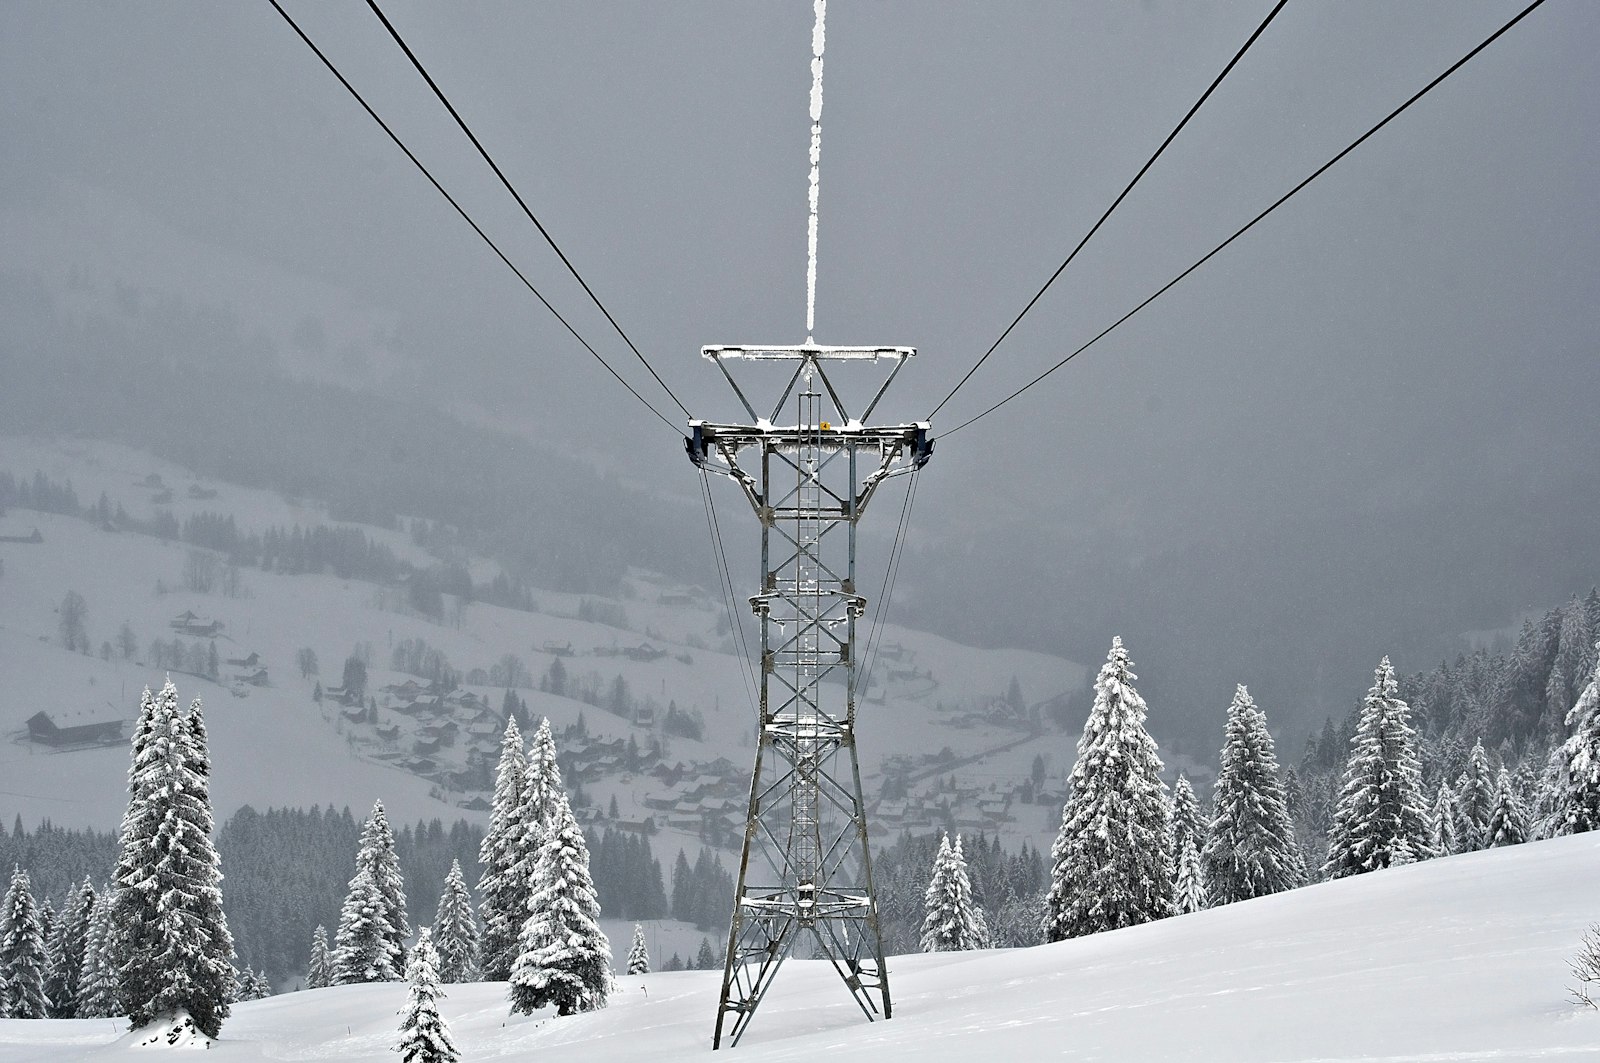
[805, 0, 826, 341]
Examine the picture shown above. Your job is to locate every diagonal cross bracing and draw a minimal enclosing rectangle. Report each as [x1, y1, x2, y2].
[687, 345, 930, 1048]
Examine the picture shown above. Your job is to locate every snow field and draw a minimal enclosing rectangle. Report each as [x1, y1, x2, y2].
[4, 833, 1598, 1061]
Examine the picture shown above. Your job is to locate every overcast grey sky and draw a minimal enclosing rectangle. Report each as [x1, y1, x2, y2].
[3, 1, 1597, 746]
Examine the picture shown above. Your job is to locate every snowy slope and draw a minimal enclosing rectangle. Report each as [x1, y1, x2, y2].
[5, 834, 1598, 1061]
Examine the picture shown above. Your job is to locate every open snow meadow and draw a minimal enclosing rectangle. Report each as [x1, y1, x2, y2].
[4, 833, 1597, 1062]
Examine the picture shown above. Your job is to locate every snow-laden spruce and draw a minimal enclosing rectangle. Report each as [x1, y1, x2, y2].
[1432, 782, 1459, 856]
[112, 683, 236, 1038]
[921, 833, 988, 952]
[1324, 658, 1436, 878]
[1044, 637, 1174, 942]
[355, 800, 409, 962]
[43, 876, 94, 1018]
[397, 927, 459, 1063]
[1486, 767, 1529, 847]
[626, 925, 650, 975]
[432, 859, 479, 984]
[1202, 685, 1304, 904]
[0, 866, 48, 1019]
[76, 887, 118, 1017]
[305, 925, 331, 989]
[477, 716, 529, 981]
[508, 793, 610, 1016]
[1543, 641, 1600, 836]
[1174, 834, 1208, 914]
[333, 866, 400, 984]
[234, 966, 271, 1001]
[1452, 740, 1496, 852]
[521, 718, 566, 846]
[1171, 775, 1206, 857]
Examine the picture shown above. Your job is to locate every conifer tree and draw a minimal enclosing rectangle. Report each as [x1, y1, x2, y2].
[397, 928, 459, 1063]
[1544, 642, 1600, 836]
[305, 926, 332, 990]
[77, 888, 119, 1018]
[1174, 834, 1208, 915]
[1043, 637, 1174, 941]
[432, 860, 479, 984]
[43, 876, 94, 1018]
[115, 684, 236, 1037]
[477, 717, 528, 980]
[625, 925, 650, 975]
[695, 938, 716, 971]
[333, 867, 400, 984]
[1432, 782, 1460, 855]
[920, 833, 988, 952]
[520, 718, 565, 852]
[107, 683, 163, 998]
[1452, 740, 1496, 852]
[1202, 685, 1304, 904]
[1486, 767, 1529, 847]
[508, 796, 610, 1016]
[0, 867, 48, 1019]
[1323, 658, 1436, 878]
[1171, 775, 1205, 856]
[356, 801, 409, 962]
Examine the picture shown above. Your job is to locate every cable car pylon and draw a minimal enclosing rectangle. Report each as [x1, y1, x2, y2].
[688, 343, 931, 1048]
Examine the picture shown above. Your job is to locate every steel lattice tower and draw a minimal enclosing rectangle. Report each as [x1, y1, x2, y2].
[687, 344, 931, 1049]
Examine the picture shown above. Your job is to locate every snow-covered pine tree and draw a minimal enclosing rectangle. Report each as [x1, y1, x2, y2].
[1452, 740, 1496, 852]
[77, 887, 119, 1018]
[397, 928, 459, 1063]
[248, 967, 272, 1000]
[625, 925, 649, 975]
[232, 966, 263, 1002]
[305, 925, 332, 990]
[43, 876, 94, 1018]
[1544, 642, 1600, 836]
[1323, 658, 1436, 879]
[920, 833, 988, 952]
[1174, 834, 1208, 914]
[0, 866, 48, 1019]
[1432, 782, 1460, 855]
[508, 795, 610, 1016]
[1171, 775, 1206, 856]
[356, 800, 409, 962]
[1043, 637, 1175, 942]
[333, 866, 400, 984]
[432, 859, 479, 984]
[521, 718, 565, 849]
[107, 683, 163, 1002]
[1486, 767, 1530, 847]
[476, 717, 528, 981]
[1202, 685, 1305, 905]
[695, 938, 716, 970]
[116, 684, 236, 1038]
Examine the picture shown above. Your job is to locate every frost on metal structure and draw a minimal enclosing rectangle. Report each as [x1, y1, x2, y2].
[687, 343, 931, 1049]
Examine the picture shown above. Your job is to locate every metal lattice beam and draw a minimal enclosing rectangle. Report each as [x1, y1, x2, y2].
[688, 346, 930, 1049]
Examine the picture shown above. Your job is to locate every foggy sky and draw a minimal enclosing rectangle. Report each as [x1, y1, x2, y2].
[3, 1, 1598, 750]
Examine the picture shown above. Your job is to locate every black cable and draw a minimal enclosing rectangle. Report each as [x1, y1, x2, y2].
[700, 471, 760, 716]
[929, 0, 1289, 420]
[942, 0, 1547, 439]
[364, 0, 692, 420]
[860, 473, 918, 701]
[265, 0, 679, 433]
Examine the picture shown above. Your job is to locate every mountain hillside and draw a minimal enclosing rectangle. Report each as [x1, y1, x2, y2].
[0, 437, 1090, 865]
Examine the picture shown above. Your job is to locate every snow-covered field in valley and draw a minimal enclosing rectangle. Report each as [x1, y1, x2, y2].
[4, 833, 1597, 1062]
